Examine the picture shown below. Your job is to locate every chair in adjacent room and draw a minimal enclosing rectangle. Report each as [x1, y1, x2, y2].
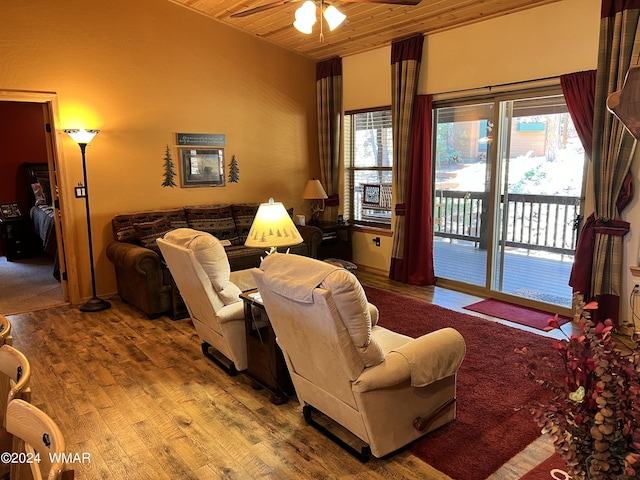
[252, 254, 466, 461]
[6, 399, 74, 480]
[157, 228, 256, 375]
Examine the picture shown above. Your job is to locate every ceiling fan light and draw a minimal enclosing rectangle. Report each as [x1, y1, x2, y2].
[293, 19, 314, 34]
[323, 5, 346, 31]
[295, 1, 317, 22]
[294, 1, 317, 34]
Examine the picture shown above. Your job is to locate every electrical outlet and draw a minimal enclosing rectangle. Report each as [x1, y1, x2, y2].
[634, 284, 640, 295]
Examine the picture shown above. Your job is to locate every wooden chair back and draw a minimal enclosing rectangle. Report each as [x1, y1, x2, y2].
[0, 345, 32, 479]
[6, 399, 73, 480]
[0, 344, 32, 426]
[0, 315, 12, 346]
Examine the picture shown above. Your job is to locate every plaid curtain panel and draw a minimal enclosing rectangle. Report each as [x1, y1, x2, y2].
[316, 57, 342, 222]
[590, 0, 640, 304]
[389, 34, 423, 281]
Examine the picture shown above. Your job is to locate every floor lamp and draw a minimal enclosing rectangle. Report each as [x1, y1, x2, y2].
[64, 129, 111, 312]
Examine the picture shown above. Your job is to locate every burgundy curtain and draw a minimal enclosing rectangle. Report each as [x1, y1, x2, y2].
[563, 70, 596, 299]
[561, 70, 596, 161]
[396, 95, 435, 284]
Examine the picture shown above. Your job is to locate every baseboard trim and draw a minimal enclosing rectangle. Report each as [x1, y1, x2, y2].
[354, 264, 388, 277]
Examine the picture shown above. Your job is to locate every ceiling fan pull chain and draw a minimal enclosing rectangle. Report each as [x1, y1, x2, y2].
[319, 0, 325, 42]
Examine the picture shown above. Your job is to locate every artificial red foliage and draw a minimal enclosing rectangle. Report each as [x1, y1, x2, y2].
[528, 306, 640, 480]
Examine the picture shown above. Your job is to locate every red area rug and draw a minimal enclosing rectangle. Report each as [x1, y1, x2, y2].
[463, 298, 571, 331]
[364, 287, 561, 480]
[519, 453, 570, 480]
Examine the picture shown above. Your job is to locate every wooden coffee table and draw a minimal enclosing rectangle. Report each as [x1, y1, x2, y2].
[240, 289, 294, 405]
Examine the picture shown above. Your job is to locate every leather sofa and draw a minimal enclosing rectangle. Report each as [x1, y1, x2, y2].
[106, 204, 322, 319]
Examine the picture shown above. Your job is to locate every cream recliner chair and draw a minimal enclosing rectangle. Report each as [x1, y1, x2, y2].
[252, 254, 466, 460]
[157, 228, 256, 374]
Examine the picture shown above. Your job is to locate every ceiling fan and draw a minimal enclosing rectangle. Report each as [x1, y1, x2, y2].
[230, 0, 422, 19]
[231, 0, 421, 41]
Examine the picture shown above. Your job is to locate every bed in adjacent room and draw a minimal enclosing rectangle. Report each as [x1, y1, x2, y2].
[23, 162, 60, 279]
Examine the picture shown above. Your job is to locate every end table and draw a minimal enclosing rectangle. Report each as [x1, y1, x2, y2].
[317, 222, 352, 261]
[0, 217, 33, 261]
[240, 289, 294, 405]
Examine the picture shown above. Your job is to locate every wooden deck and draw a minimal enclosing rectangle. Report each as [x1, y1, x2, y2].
[433, 239, 574, 308]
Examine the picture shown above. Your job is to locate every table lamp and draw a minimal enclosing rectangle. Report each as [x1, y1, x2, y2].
[302, 178, 328, 225]
[245, 198, 303, 255]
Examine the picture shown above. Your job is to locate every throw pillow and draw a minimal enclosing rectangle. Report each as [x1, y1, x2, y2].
[31, 183, 47, 206]
[36, 176, 52, 205]
[112, 209, 187, 243]
[231, 203, 259, 245]
[185, 205, 238, 244]
[133, 218, 174, 252]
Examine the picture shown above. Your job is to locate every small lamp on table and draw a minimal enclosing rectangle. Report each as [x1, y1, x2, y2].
[302, 178, 328, 225]
[245, 198, 303, 255]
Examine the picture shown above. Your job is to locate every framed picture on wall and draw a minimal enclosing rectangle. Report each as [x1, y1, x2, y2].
[178, 147, 225, 188]
[0, 203, 22, 219]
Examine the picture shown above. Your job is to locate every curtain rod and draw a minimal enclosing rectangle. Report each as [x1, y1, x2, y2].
[431, 74, 561, 98]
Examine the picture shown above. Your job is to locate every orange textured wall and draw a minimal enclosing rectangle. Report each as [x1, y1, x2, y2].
[0, 0, 318, 303]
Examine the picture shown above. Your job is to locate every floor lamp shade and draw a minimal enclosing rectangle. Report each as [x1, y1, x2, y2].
[245, 198, 303, 252]
[64, 129, 111, 312]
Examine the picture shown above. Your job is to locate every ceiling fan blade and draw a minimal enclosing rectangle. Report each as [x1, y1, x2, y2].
[342, 0, 421, 5]
[230, 0, 302, 18]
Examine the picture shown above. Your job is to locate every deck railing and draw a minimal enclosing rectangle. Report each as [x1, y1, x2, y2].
[434, 190, 580, 255]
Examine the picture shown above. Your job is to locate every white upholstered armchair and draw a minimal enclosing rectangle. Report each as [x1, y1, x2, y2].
[252, 253, 466, 460]
[157, 228, 256, 374]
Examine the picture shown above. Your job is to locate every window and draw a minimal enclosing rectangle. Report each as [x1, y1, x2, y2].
[344, 108, 393, 227]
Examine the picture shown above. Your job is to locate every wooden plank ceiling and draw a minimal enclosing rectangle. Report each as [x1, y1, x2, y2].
[169, 0, 562, 61]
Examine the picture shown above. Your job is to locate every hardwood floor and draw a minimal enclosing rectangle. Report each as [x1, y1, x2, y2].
[5, 271, 563, 479]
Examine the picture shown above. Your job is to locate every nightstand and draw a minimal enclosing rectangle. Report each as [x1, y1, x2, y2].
[0, 217, 33, 261]
[317, 222, 352, 261]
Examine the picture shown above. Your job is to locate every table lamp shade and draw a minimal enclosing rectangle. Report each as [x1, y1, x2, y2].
[302, 179, 328, 200]
[245, 198, 303, 248]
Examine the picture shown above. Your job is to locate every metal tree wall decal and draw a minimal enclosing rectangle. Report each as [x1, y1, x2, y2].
[228, 154, 239, 183]
[161, 145, 177, 187]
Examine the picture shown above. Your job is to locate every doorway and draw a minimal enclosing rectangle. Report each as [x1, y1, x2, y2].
[433, 90, 586, 313]
[0, 98, 67, 315]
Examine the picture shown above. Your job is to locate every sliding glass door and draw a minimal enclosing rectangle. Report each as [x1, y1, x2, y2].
[433, 102, 494, 288]
[433, 92, 585, 309]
